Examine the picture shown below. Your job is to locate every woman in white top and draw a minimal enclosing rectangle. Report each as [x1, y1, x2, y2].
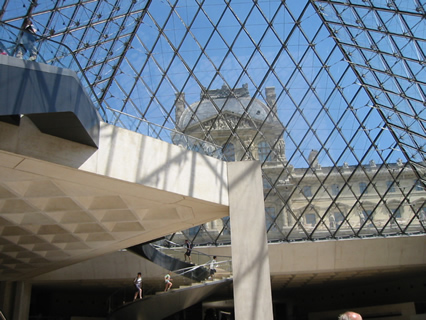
[133, 272, 143, 300]
[164, 272, 173, 292]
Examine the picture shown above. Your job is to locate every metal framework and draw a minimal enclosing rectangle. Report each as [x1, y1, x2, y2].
[1, 0, 425, 243]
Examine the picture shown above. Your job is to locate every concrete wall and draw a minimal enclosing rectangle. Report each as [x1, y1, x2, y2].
[267, 235, 426, 275]
[0, 118, 229, 206]
[194, 235, 426, 276]
[85, 122, 229, 205]
[32, 233, 423, 285]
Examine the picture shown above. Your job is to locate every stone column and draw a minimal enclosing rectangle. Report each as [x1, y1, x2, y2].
[0, 281, 14, 319]
[227, 161, 273, 320]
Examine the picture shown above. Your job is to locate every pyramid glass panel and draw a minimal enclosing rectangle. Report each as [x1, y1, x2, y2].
[1, 0, 424, 244]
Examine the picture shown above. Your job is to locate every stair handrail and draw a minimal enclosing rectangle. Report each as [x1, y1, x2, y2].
[107, 259, 232, 313]
[154, 239, 232, 266]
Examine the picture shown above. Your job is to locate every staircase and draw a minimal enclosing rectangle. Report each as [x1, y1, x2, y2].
[129, 242, 210, 281]
[108, 277, 232, 320]
[107, 241, 233, 319]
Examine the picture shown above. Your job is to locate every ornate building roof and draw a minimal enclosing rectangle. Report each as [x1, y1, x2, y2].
[176, 84, 282, 131]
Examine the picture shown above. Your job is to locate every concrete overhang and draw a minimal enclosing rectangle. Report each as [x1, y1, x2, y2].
[0, 55, 100, 147]
[0, 118, 229, 280]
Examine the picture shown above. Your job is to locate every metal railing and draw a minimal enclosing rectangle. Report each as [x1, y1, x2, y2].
[107, 257, 232, 313]
[153, 239, 232, 273]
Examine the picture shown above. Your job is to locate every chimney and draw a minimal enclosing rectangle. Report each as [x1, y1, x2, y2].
[308, 149, 320, 169]
[265, 87, 277, 113]
[175, 92, 185, 126]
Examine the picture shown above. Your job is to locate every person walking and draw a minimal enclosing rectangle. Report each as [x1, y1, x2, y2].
[184, 239, 193, 263]
[209, 256, 217, 280]
[164, 272, 173, 292]
[16, 18, 38, 60]
[133, 272, 143, 300]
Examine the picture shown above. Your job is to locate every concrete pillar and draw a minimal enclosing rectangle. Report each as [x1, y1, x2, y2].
[0, 281, 14, 319]
[0, 281, 31, 320]
[227, 161, 273, 320]
[12, 281, 31, 320]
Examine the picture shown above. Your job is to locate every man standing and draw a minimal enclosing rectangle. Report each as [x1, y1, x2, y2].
[184, 239, 193, 263]
[209, 256, 217, 280]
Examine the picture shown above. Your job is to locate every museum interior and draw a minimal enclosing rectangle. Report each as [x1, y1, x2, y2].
[0, 0, 425, 319]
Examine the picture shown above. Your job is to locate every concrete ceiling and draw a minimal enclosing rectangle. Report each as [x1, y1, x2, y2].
[0, 150, 228, 281]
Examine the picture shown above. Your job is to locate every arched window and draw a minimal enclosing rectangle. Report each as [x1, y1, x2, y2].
[333, 211, 344, 227]
[263, 177, 272, 189]
[420, 207, 426, 226]
[414, 179, 424, 191]
[265, 207, 277, 231]
[386, 181, 395, 192]
[331, 184, 340, 195]
[305, 213, 317, 226]
[258, 141, 271, 161]
[302, 186, 312, 197]
[359, 182, 368, 194]
[390, 207, 401, 226]
[223, 143, 235, 161]
[361, 210, 373, 223]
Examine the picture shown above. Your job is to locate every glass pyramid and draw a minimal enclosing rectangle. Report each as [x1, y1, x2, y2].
[1, 0, 424, 243]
